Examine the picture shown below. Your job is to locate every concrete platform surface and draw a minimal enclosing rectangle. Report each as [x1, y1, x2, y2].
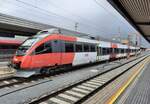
[117, 58, 150, 104]
[0, 62, 15, 79]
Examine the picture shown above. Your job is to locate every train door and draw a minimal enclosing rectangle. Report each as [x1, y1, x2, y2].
[96, 46, 101, 61]
[110, 43, 117, 60]
[51, 40, 62, 66]
[61, 41, 75, 65]
[72, 43, 84, 65]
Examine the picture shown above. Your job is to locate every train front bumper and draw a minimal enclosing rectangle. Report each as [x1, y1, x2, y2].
[15, 70, 36, 78]
[8, 62, 38, 78]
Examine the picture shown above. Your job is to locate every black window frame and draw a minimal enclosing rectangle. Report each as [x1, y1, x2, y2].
[75, 43, 83, 52]
[83, 44, 90, 52]
[90, 44, 96, 52]
[101, 47, 107, 55]
[65, 42, 74, 52]
[35, 41, 52, 55]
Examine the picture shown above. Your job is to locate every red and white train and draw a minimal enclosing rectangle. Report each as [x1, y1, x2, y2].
[0, 38, 22, 61]
[11, 28, 140, 77]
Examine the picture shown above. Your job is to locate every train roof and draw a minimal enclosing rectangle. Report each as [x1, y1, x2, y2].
[36, 29, 140, 48]
[98, 41, 111, 48]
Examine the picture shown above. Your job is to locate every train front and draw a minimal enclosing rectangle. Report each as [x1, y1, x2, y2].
[10, 37, 40, 77]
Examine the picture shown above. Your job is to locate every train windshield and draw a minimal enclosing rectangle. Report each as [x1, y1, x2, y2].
[34, 28, 60, 38]
[16, 38, 40, 56]
[22, 38, 39, 47]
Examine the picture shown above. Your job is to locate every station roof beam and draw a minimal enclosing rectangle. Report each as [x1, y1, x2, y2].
[107, 0, 150, 43]
[0, 13, 53, 36]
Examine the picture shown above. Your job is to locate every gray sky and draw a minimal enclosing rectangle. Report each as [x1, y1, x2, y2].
[0, 0, 149, 47]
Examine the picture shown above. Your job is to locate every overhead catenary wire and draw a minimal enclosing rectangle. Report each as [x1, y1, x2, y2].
[13, 0, 120, 35]
[5, 0, 137, 42]
[47, 0, 107, 32]
[14, 0, 107, 34]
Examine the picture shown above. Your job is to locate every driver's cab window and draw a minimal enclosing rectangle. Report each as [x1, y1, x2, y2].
[35, 41, 52, 54]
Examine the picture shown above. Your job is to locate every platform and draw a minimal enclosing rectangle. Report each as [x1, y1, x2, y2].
[0, 62, 15, 79]
[116, 58, 150, 104]
[0, 55, 143, 104]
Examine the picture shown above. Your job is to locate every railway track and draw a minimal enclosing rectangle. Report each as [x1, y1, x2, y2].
[0, 56, 136, 90]
[0, 75, 52, 89]
[28, 55, 149, 104]
[0, 54, 147, 104]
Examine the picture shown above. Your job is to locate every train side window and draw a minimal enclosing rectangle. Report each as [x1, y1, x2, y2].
[106, 48, 109, 54]
[117, 48, 119, 53]
[44, 41, 52, 53]
[104, 48, 107, 55]
[116, 48, 119, 53]
[90, 45, 96, 52]
[119, 48, 121, 53]
[105, 48, 108, 55]
[65, 42, 74, 52]
[35, 44, 45, 54]
[117, 48, 120, 53]
[114, 48, 117, 53]
[84, 44, 89, 52]
[109, 48, 111, 54]
[35, 41, 52, 54]
[107, 48, 110, 54]
[75, 44, 83, 52]
[121, 49, 124, 53]
[102, 48, 107, 55]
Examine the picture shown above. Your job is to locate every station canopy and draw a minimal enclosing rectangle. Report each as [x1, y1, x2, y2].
[108, 0, 150, 43]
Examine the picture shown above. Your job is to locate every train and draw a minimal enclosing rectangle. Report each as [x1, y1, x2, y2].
[0, 39, 22, 61]
[10, 28, 141, 77]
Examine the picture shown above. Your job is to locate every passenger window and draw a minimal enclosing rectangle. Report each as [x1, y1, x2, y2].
[117, 48, 119, 53]
[35, 44, 44, 54]
[102, 48, 106, 55]
[105, 48, 107, 55]
[107, 48, 110, 54]
[90, 45, 96, 52]
[44, 41, 52, 53]
[121, 49, 124, 53]
[35, 41, 52, 54]
[84, 44, 89, 52]
[65, 42, 74, 52]
[114, 48, 117, 53]
[75, 44, 82, 52]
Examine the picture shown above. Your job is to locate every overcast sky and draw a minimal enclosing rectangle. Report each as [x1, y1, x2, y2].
[0, 0, 149, 47]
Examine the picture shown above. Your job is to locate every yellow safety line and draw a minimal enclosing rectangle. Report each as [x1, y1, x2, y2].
[106, 57, 150, 104]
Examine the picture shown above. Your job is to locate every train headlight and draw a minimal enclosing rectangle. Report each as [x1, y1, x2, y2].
[14, 58, 18, 61]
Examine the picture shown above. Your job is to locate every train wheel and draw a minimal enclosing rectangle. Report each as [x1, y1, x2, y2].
[48, 69, 55, 75]
[40, 68, 47, 74]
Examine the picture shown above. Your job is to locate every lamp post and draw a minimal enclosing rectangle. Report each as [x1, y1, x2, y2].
[75, 22, 79, 31]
